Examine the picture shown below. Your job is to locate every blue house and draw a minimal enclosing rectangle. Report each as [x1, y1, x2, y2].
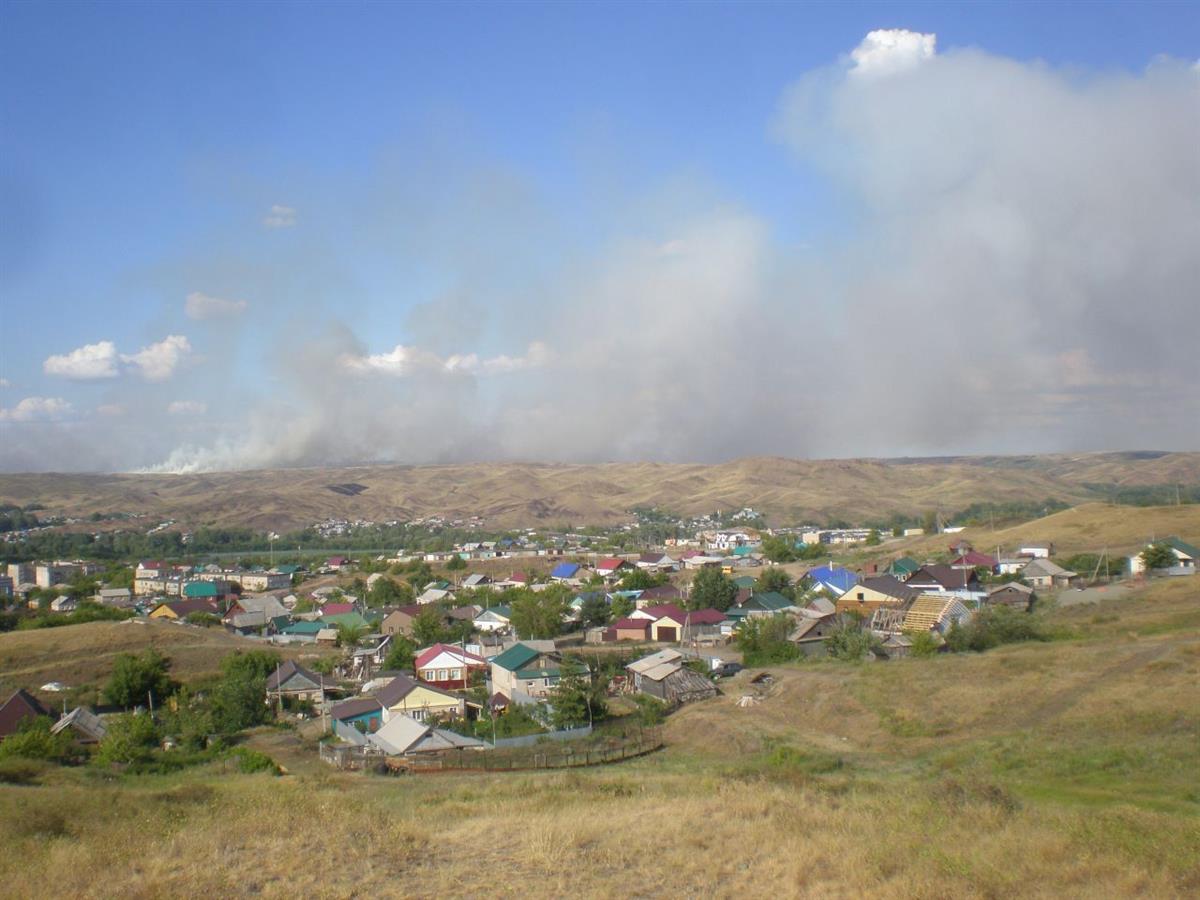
[550, 562, 581, 580]
[807, 565, 859, 595]
[328, 697, 385, 733]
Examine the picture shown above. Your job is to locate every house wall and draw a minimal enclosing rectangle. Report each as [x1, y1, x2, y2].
[834, 586, 907, 617]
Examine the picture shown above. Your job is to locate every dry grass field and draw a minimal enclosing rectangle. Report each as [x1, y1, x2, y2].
[1, 451, 1197, 530]
[0, 619, 336, 704]
[1, 577, 1197, 898]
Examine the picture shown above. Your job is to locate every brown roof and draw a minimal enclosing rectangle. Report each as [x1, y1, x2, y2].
[906, 565, 977, 590]
[858, 575, 920, 602]
[0, 689, 49, 739]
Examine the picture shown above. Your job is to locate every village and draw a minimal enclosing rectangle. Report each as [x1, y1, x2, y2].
[2, 515, 1196, 772]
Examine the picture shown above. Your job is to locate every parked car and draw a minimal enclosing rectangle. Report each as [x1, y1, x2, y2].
[712, 662, 743, 679]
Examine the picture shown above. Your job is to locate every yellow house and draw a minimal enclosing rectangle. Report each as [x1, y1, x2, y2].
[834, 576, 919, 617]
[374, 674, 464, 722]
[148, 598, 219, 620]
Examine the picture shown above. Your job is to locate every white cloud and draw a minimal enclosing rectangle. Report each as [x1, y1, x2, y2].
[262, 204, 297, 229]
[341, 341, 552, 377]
[43, 340, 120, 380]
[849, 28, 936, 78]
[0, 396, 73, 422]
[96, 404, 125, 417]
[185, 291, 248, 320]
[167, 400, 207, 415]
[0, 378, 9, 388]
[120, 335, 192, 382]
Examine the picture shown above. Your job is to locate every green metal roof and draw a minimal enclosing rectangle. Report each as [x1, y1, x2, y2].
[491, 643, 541, 672]
[514, 667, 561, 680]
[889, 556, 920, 575]
[183, 581, 219, 597]
[320, 612, 369, 630]
[732, 575, 756, 589]
[280, 620, 323, 635]
[748, 591, 792, 611]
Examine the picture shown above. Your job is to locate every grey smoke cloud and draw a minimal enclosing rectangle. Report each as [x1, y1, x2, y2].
[2, 30, 1198, 473]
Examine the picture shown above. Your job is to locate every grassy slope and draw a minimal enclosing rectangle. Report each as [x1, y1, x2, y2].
[845, 501, 1200, 565]
[1, 451, 1198, 530]
[0, 619, 336, 703]
[1, 578, 1198, 897]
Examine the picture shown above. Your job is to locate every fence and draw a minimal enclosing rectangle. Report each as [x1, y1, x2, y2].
[385, 728, 664, 775]
[488, 725, 591, 750]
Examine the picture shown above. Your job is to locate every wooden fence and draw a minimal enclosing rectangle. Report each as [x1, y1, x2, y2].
[383, 728, 664, 775]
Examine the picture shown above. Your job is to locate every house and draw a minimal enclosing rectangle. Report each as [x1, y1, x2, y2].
[806, 565, 859, 595]
[381, 604, 425, 637]
[148, 597, 221, 620]
[904, 565, 981, 595]
[625, 649, 718, 705]
[489, 642, 564, 700]
[902, 594, 972, 634]
[367, 713, 484, 756]
[183, 580, 226, 599]
[414, 643, 488, 690]
[51, 707, 107, 744]
[374, 673, 465, 722]
[611, 617, 652, 641]
[726, 591, 795, 621]
[0, 689, 49, 740]
[880, 634, 914, 659]
[950, 550, 999, 573]
[1020, 559, 1078, 589]
[834, 575, 919, 617]
[416, 587, 453, 605]
[636, 553, 676, 571]
[550, 562, 581, 582]
[1018, 544, 1053, 559]
[274, 620, 325, 643]
[987, 582, 1037, 611]
[948, 539, 974, 557]
[789, 613, 837, 657]
[680, 608, 729, 642]
[320, 601, 355, 617]
[265, 660, 327, 704]
[50, 596, 78, 613]
[635, 584, 684, 606]
[473, 605, 513, 633]
[325, 556, 351, 571]
[1128, 536, 1199, 575]
[594, 557, 631, 578]
[630, 604, 690, 642]
[328, 697, 385, 734]
[461, 573, 493, 589]
[95, 587, 133, 606]
[887, 556, 921, 578]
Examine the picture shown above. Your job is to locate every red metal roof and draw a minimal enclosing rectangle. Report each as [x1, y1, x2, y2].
[414, 643, 487, 670]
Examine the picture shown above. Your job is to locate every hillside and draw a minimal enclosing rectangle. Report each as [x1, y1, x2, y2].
[875, 501, 1200, 561]
[1, 578, 1197, 896]
[0, 619, 335, 704]
[1, 451, 1197, 531]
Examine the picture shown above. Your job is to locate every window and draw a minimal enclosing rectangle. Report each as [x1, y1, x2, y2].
[438, 669, 448, 681]
[451, 668, 461, 680]
[857, 592, 864, 601]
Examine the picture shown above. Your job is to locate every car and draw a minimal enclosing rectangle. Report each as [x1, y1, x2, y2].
[712, 662, 743, 679]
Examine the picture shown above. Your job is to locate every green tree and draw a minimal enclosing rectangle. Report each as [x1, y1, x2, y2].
[756, 568, 794, 599]
[907, 630, 942, 658]
[220, 650, 281, 683]
[104, 649, 175, 708]
[1140, 542, 1177, 571]
[367, 576, 413, 608]
[616, 569, 665, 591]
[383, 635, 417, 671]
[336, 623, 367, 647]
[761, 535, 799, 563]
[95, 713, 160, 765]
[445, 554, 466, 572]
[411, 607, 448, 646]
[735, 615, 800, 665]
[865, 529, 881, 546]
[826, 626, 882, 662]
[689, 568, 738, 612]
[546, 662, 605, 730]
[579, 593, 612, 628]
[509, 587, 568, 640]
[610, 593, 635, 621]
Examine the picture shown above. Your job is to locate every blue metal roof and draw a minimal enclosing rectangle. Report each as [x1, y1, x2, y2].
[551, 562, 580, 579]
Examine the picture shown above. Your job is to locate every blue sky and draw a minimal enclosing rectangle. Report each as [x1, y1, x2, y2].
[1, 1, 1197, 471]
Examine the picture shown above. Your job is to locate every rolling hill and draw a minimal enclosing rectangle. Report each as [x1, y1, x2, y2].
[1, 451, 1198, 531]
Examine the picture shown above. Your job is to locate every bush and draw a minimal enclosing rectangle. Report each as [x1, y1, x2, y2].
[907, 630, 942, 658]
[944, 606, 1064, 653]
[0, 757, 50, 785]
[0, 716, 75, 764]
[104, 649, 175, 708]
[229, 747, 280, 775]
[95, 713, 160, 765]
[826, 627, 882, 662]
[632, 694, 668, 727]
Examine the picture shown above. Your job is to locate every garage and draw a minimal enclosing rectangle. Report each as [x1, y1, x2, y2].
[656, 625, 677, 642]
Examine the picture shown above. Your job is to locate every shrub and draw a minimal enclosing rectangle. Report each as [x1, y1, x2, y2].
[0, 716, 75, 764]
[229, 747, 279, 775]
[0, 757, 49, 785]
[944, 606, 1063, 653]
[632, 694, 668, 727]
[95, 713, 160, 766]
[907, 630, 942, 658]
[826, 627, 882, 662]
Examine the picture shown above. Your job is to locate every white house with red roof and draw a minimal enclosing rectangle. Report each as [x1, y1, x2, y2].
[414, 643, 488, 690]
[595, 557, 632, 578]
